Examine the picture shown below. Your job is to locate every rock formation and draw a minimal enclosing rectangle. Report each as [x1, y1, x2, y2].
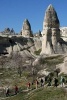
[0, 35, 42, 57]
[60, 27, 67, 41]
[0, 28, 15, 35]
[1, 4, 67, 56]
[56, 55, 67, 74]
[41, 4, 67, 54]
[21, 19, 33, 37]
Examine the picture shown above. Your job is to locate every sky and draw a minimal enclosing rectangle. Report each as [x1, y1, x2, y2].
[0, 0, 67, 33]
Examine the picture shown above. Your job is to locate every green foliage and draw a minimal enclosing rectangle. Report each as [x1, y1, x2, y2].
[26, 87, 67, 100]
[34, 49, 41, 55]
[5, 92, 27, 100]
[22, 71, 31, 78]
[5, 87, 67, 100]
[40, 55, 63, 65]
[40, 55, 64, 72]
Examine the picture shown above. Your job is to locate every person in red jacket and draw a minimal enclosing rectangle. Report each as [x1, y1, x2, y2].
[15, 85, 18, 94]
[27, 82, 30, 90]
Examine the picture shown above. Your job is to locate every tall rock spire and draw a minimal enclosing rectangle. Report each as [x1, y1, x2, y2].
[23, 19, 31, 30]
[43, 4, 60, 29]
[21, 19, 33, 37]
[41, 4, 61, 54]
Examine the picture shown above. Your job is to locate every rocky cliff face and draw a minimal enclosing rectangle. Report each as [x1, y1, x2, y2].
[0, 35, 42, 57]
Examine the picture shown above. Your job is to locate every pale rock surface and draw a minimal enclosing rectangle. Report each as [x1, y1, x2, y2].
[56, 56, 67, 74]
[41, 4, 67, 54]
[21, 19, 33, 37]
[38, 69, 50, 76]
[0, 36, 42, 57]
[60, 27, 67, 41]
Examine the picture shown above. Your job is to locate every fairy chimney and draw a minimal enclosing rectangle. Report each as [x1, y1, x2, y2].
[21, 19, 33, 37]
[41, 4, 64, 54]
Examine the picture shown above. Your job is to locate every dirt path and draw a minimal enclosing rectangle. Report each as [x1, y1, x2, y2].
[0, 84, 67, 100]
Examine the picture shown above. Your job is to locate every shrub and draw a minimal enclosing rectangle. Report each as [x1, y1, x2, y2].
[34, 49, 41, 55]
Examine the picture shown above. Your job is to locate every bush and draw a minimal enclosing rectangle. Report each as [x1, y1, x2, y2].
[34, 49, 41, 55]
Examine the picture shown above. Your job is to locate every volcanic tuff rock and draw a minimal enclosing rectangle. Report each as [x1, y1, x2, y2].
[21, 19, 33, 37]
[60, 27, 67, 41]
[43, 4, 59, 28]
[0, 4, 67, 57]
[41, 4, 67, 54]
[56, 55, 67, 74]
[0, 36, 42, 57]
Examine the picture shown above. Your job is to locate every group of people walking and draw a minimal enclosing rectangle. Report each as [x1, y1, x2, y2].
[27, 76, 65, 90]
[27, 77, 45, 90]
[27, 78, 44, 90]
[5, 76, 65, 97]
[47, 76, 65, 87]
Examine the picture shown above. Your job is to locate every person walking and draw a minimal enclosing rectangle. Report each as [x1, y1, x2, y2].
[40, 78, 44, 87]
[15, 85, 18, 94]
[5, 87, 10, 96]
[48, 77, 52, 86]
[60, 76, 65, 87]
[54, 78, 58, 87]
[35, 79, 38, 89]
[27, 82, 30, 90]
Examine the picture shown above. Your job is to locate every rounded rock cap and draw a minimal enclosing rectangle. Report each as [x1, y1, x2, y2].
[22, 19, 31, 30]
[44, 4, 60, 28]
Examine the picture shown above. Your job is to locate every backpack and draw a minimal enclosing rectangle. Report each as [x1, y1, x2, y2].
[62, 78, 65, 82]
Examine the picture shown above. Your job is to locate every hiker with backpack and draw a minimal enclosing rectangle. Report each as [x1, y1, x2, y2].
[60, 76, 65, 87]
[40, 78, 44, 87]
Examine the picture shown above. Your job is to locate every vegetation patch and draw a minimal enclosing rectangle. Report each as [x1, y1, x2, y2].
[5, 87, 67, 100]
[39, 55, 64, 72]
[34, 49, 41, 55]
[26, 87, 67, 100]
